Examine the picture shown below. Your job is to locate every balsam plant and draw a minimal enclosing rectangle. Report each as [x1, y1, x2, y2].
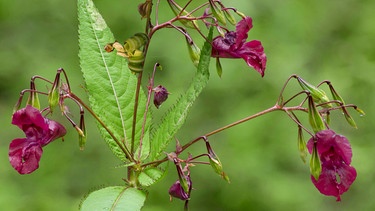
[7, 0, 364, 210]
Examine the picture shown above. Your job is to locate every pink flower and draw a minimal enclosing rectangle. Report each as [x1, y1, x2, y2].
[9, 105, 66, 174]
[211, 16, 267, 77]
[307, 130, 357, 201]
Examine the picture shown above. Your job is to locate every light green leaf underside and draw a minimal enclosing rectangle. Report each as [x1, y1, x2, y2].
[138, 167, 165, 187]
[78, 0, 150, 161]
[150, 27, 213, 160]
[80, 186, 146, 211]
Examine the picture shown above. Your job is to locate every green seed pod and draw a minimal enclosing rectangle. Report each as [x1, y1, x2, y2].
[308, 95, 325, 133]
[297, 126, 307, 163]
[124, 33, 149, 53]
[297, 77, 331, 107]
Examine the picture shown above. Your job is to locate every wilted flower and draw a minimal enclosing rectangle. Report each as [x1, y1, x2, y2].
[211, 16, 267, 76]
[168, 175, 192, 201]
[9, 105, 66, 174]
[307, 130, 357, 201]
[153, 85, 169, 108]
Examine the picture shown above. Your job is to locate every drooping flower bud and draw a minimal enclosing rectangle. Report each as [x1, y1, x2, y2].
[78, 114, 87, 150]
[223, 8, 236, 25]
[48, 72, 61, 112]
[297, 126, 307, 163]
[185, 36, 201, 67]
[209, 0, 226, 25]
[153, 85, 169, 108]
[205, 138, 230, 182]
[308, 95, 325, 133]
[215, 57, 223, 77]
[167, 0, 199, 29]
[309, 141, 321, 180]
[297, 76, 331, 107]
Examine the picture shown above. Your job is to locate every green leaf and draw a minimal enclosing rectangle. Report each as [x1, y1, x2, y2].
[78, 0, 151, 161]
[138, 167, 165, 187]
[149, 27, 213, 160]
[80, 186, 146, 211]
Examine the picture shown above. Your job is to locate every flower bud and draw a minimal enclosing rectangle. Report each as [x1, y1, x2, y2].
[308, 95, 325, 133]
[215, 58, 223, 77]
[153, 85, 169, 108]
[78, 114, 87, 150]
[223, 8, 236, 25]
[185, 37, 201, 67]
[48, 73, 61, 112]
[297, 77, 331, 107]
[167, 0, 199, 29]
[209, 0, 226, 25]
[297, 126, 307, 163]
[309, 142, 321, 180]
[205, 140, 230, 182]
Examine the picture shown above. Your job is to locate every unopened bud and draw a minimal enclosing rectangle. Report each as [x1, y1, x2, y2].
[48, 73, 61, 112]
[215, 58, 223, 77]
[27, 91, 41, 110]
[297, 126, 307, 163]
[297, 77, 331, 107]
[328, 84, 357, 128]
[223, 8, 236, 25]
[308, 95, 325, 133]
[153, 85, 169, 108]
[185, 37, 201, 67]
[78, 115, 87, 150]
[309, 142, 321, 181]
[205, 140, 230, 182]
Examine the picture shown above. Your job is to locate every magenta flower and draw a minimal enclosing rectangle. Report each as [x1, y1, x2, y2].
[9, 105, 66, 174]
[211, 16, 267, 77]
[307, 130, 357, 201]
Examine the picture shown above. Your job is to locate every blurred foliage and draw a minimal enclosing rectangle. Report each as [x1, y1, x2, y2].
[1, 0, 374, 210]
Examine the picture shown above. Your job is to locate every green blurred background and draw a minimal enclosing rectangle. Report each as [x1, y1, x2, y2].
[1, 0, 374, 210]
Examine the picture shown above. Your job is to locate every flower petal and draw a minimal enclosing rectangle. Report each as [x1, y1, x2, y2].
[12, 105, 48, 132]
[9, 138, 43, 174]
[238, 40, 267, 76]
[41, 118, 67, 146]
[235, 17, 253, 49]
[311, 163, 356, 201]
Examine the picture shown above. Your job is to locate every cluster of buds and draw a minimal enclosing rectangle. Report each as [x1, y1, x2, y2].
[279, 75, 364, 201]
[10, 68, 87, 174]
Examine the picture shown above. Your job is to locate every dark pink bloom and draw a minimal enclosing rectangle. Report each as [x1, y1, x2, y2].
[307, 130, 357, 201]
[9, 105, 66, 174]
[211, 16, 267, 77]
